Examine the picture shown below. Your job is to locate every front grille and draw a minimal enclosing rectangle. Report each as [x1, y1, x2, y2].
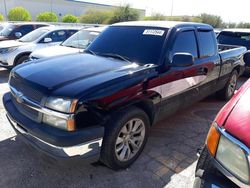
[11, 95, 39, 122]
[9, 75, 44, 104]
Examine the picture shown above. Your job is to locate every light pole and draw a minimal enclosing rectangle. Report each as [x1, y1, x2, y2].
[170, 0, 174, 17]
[3, 0, 7, 20]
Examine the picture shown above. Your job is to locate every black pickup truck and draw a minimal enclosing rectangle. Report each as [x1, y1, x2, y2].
[3, 21, 249, 170]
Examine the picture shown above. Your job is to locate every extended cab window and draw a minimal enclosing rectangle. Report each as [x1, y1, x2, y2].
[172, 31, 198, 58]
[198, 31, 216, 58]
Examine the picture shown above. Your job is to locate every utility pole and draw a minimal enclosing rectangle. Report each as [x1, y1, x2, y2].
[3, 0, 7, 20]
[170, 0, 174, 17]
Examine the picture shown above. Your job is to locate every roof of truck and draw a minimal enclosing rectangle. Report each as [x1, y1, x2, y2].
[221, 28, 250, 33]
[113, 21, 213, 29]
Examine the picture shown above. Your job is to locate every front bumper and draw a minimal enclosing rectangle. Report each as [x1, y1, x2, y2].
[3, 92, 104, 161]
[0, 52, 15, 67]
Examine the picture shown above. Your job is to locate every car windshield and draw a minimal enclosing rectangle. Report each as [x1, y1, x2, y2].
[0, 24, 14, 37]
[61, 29, 100, 49]
[19, 28, 49, 42]
[218, 31, 250, 50]
[87, 26, 168, 65]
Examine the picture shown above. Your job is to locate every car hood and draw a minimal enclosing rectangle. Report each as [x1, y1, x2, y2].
[31, 45, 81, 59]
[223, 87, 250, 148]
[0, 40, 24, 48]
[13, 53, 156, 98]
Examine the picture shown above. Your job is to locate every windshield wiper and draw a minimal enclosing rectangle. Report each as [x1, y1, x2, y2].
[84, 49, 97, 55]
[97, 53, 132, 63]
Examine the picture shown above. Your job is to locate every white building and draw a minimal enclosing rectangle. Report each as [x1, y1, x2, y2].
[0, 0, 145, 21]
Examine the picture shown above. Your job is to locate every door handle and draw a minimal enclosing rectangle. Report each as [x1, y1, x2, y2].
[197, 67, 208, 75]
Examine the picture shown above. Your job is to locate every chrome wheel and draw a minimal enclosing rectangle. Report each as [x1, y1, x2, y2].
[228, 74, 237, 97]
[115, 118, 145, 162]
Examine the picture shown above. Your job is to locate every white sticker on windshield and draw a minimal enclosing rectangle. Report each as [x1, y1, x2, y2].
[143, 29, 165, 36]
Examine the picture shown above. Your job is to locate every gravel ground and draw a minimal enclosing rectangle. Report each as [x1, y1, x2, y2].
[0, 68, 247, 188]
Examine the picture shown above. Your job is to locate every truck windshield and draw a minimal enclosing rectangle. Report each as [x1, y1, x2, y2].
[87, 26, 168, 65]
[62, 29, 100, 49]
[19, 28, 49, 43]
[218, 31, 250, 50]
[0, 24, 14, 37]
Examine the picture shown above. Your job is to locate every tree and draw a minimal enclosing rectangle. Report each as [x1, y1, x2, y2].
[108, 5, 140, 24]
[62, 14, 78, 23]
[199, 13, 224, 28]
[79, 9, 111, 24]
[144, 13, 166, 21]
[36, 12, 58, 22]
[0, 13, 4, 21]
[237, 22, 250, 28]
[8, 7, 31, 21]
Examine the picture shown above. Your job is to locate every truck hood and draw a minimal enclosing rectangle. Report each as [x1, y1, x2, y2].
[31, 45, 81, 59]
[0, 40, 24, 48]
[223, 87, 250, 148]
[13, 53, 156, 98]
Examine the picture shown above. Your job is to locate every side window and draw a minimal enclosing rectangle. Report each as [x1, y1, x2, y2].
[198, 31, 216, 58]
[67, 30, 77, 38]
[46, 30, 67, 42]
[172, 31, 198, 58]
[16, 25, 34, 36]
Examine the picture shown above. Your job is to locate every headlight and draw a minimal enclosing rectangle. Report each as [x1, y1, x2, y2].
[216, 135, 250, 183]
[45, 97, 77, 113]
[0, 47, 17, 54]
[43, 114, 68, 130]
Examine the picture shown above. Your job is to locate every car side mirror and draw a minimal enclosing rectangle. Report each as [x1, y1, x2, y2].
[243, 51, 250, 67]
[15, 32, 22, 38]
[171, 53, 194, 67]
[43, 37, 52, 43]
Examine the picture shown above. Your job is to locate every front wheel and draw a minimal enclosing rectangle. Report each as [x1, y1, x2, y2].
[217, 70, 238, 101]
[100, 107, 150, 170]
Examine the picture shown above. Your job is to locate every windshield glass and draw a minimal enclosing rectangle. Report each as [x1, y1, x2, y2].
[0, 24, 14, 37]
[87, 26, 168, 64]
[218, 31, 250, 50]
[19, 28, 49, 42]
[62, 29, 100, 49]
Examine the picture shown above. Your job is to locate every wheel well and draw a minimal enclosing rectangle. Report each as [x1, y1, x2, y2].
[133, 100, 156, 126]
[14, 52, 31, 66]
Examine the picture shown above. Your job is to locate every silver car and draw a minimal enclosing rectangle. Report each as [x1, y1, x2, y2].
[29, 26, 106, 60]
[0, 26, 79, 68]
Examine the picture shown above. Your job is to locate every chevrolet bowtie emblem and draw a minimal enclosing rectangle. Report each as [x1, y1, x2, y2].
[15, 90, 24, 104]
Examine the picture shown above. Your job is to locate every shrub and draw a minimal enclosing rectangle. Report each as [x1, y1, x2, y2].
[199, 13, 225, 28]
[108, 5, 140, 24]
[8, 7, 31, 21]
[79, 9, 111, 24]
[144, 13, 166, 21]
[0, 14, 4, 21]
[36, 12, 58, 22]
[62, 14, 78, 23]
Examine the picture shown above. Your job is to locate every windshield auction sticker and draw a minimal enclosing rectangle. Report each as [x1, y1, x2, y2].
[143, 29, 165, 36]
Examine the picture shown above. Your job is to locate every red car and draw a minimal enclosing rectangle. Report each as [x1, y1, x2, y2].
[194, 79, 250, 188]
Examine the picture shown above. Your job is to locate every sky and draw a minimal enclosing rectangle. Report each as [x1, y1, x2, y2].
[81, 0, 250, 23]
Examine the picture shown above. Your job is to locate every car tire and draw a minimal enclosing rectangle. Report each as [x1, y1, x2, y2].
[100, 106, 150, 170]
[217, 70, 238, 101]
[15, 55, 29, 66]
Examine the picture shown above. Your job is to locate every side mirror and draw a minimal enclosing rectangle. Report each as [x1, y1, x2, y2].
[243, 51, 250, 67]
[15, 32, 22, 38]
[171, 53, 194, 67]
[43, 37, 52, 43]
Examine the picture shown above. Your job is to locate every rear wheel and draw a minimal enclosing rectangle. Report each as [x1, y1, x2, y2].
[100, 107, 150, 170]
[217, 70, 238, 101]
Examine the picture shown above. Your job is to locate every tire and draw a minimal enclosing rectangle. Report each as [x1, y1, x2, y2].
[217, 70, 238, 101]
[15, 55, 29, 66]
[100, 106, 150, 170]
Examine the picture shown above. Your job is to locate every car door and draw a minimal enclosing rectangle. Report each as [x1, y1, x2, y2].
[156, 29, 203, 118]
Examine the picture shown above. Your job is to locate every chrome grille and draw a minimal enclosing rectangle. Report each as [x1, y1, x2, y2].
[9, 75, 44, 104]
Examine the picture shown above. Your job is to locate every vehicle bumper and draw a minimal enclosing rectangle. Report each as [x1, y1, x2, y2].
[3, 92, 104, 161]
[0, 52, 15, 67]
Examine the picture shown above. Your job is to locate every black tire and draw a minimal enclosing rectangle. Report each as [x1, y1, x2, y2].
[15, 55, 29, 66]
[100, 106, 150, 170]
[217, 70, 238, 101]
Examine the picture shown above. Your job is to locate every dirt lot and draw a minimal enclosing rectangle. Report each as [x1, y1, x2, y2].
[0, 68, 247, 188]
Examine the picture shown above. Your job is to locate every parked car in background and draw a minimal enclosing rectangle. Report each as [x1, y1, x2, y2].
[3, 21, 249, 170]
[217, 29, 250, 73]
[0, 22, 48, 41]
[0, 26, 79, 68]
[29, 26, 106, 60]
[194, 78, 250, 188]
